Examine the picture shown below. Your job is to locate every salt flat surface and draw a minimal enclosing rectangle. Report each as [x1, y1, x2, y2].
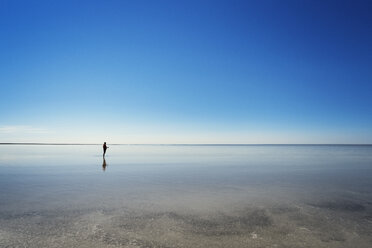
[1, 145, 372, 247]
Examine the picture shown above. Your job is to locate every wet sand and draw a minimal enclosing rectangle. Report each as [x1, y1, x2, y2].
[0, 145, 372, 247]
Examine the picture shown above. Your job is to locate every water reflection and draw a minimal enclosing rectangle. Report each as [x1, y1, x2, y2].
[102, 157, 107, 171]
[1, 145, 372, 248]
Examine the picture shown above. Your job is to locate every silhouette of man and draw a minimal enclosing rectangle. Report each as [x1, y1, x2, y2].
[103, 142, 109, 157]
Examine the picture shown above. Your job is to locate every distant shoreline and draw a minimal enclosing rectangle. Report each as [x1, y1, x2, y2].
[0, 143, 371, 146]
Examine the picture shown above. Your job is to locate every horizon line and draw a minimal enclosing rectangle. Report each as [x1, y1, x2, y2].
[1, 143, 372, 146]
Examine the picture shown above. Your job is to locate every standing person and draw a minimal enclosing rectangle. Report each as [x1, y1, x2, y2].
[103, 142, 109, 157]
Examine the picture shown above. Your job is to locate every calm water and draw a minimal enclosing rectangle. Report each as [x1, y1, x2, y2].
[0, 145, 372, 247]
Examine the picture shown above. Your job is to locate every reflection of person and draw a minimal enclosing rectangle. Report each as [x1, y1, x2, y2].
[103, 142, 109, 157]
[102, 157, 107, 171]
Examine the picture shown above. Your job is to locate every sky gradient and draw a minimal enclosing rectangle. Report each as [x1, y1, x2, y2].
[1, 0, 371, 144]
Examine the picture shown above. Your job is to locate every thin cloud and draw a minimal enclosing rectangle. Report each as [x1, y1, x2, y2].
[0, 125, 50, 134]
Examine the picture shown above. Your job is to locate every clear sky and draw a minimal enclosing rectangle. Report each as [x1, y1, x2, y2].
[1, 0, 371, 144]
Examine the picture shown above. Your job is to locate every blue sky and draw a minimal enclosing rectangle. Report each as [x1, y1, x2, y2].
[0, 0, 371, 143]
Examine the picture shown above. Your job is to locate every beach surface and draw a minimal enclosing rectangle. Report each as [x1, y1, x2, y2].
[1, 145, 372, 247]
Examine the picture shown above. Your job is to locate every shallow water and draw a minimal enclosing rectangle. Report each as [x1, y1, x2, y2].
[1, 145, 372, 247]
